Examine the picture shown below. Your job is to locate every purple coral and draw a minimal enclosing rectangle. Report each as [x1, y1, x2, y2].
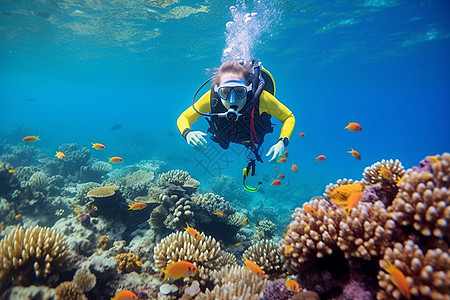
[262, 279, 291, 300]
[337, 280, 372, 300]
[80, 214, 90, 227]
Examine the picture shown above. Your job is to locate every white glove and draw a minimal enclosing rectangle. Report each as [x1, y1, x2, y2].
[266, 140, 285, 163]
[186, 131, 207, 152]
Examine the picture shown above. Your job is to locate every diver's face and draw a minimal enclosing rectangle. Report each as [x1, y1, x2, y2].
[216, 77, 249, 111]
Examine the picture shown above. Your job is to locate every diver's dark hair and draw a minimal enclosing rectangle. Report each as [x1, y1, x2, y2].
[213, 60, 252, 86]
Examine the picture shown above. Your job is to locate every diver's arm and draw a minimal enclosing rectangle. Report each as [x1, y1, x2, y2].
[259, 91, 296, 142]
[176, 90, 211, 138]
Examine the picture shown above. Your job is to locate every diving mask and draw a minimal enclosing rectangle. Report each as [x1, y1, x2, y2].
[214, 78, 252, 112]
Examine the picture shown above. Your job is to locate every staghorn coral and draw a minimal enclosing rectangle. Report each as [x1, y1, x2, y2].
[114, 252, 141, 274]
[243, 239, 285, 279]
[196, 265, 268, 300]
[54, 281, 87, 300]
[0, 225, 69, 288]
[377, 240, 450, 300]
[363, 159, 405, 185]
[73, 268, 96, 292]
[153, 231, 223, 282]
[390, 168, 450, 240]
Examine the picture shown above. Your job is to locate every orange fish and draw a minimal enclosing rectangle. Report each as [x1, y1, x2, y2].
[135, 260, 142, 267]
[55, 151, 65, 159]
[344, 122, 362, 132]
[277, 174, 285, 179]
[291, 164, 298, 173]
[379, 167, 393, 181]
[193, 197, 201, 204]
[109, 156, 124, 164]
[128, 202, 147, 210]
[283, 151, 289, 158]
[346, 191, 363, 212]
[276, 157, 287, 163]
[74, 209, 83, 214]
[91, 142, 106, 150]
[299, 132, 305, 137]
[347, 148, 361, 160]
[8, 169, 17, 174]
[22, 136, 40, 142]
[70, 201, 77, 207]
[284, 245, 294, 255]
[316, 155, 326, 162]
[383, 261, 410, 299]
[271, 179, 281, 186]
[161, 261, 197, 281]
[111, 290, 138, 300]
[15, 213, 23, 219]
[213, 209, 226, 217]
[286, 278, 300, 292]
[243, 257, 265, 278]
[184, 223, 201, 239]
[302, 204, 318, 215]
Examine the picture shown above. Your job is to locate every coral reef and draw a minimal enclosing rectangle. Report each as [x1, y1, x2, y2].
[73, 268, 96, 293]
[156, 169, 200, 194]
[255, 219, 276, 239]
[54, 281, 87, 300]
[243, 239, 285, 279]
[0, 225, 70, 289]
[114, 252, 141, 274]
[279, 153, 450, 299]
[196, 265, 268, 300]
[153, 231, 229, 284]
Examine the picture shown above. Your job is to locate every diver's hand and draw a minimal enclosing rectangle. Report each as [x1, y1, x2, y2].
[186, 131, 207, 152]
[266, 140, 285, 163]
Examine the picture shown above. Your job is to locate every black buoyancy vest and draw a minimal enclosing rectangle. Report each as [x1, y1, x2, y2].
[206, 88, 274, 150]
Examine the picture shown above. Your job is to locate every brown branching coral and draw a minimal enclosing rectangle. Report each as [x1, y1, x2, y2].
[363, 159, 405, 184]
[98, 235, 110, 250]
[243, 239, 285, 279]
[280, 197, 394, 273]
[54, 281, 87, 300]
[0, 225, 69, 288]
[196, 265, 268, 300]
[153, 231, 223, 282]
[377, 240, 450, 300]
[390, 169, 450, 240]
[114, 252, 141, 274]
[73, 268, 96, 292]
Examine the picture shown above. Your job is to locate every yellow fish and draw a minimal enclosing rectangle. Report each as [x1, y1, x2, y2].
[55, 151, 66, 159]
[8, 169, 17, 174]
[241, 217, 249, 226]
[74, 209, 83, 214]
[234, 242, 243, 246]
[286, 278, 300, 292]
[213, 209, 226, 217]
[135, 260, 142, 267]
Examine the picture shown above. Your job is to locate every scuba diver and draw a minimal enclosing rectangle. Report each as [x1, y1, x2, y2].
[177, 59, 295, 191]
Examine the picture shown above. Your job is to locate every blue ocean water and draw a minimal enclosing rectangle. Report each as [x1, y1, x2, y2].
[1, 0, 449, 206]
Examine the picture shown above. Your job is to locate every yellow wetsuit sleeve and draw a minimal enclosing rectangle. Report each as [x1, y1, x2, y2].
[177, 90, 211, 136]
[259, 90, 296, 140]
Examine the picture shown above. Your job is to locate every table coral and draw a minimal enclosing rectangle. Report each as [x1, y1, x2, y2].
[156, 169, 200, 194]
[0, 225, 70, 288]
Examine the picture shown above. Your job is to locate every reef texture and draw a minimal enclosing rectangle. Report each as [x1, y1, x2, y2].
[280, 153, 450, 299]
[243, 239, 286, 279]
